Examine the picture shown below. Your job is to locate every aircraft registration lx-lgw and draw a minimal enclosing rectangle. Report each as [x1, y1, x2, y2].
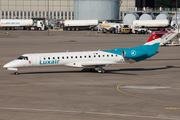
[3, 32, 163, 75]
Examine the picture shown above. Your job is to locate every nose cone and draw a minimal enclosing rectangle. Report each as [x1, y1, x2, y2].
[3, 61, 16, 68]
[3, 63, 9, 68]
[3, 62, 12, 68]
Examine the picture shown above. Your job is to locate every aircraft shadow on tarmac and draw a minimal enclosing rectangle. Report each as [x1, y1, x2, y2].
[17, 66, 179, 75]
[18, 69, 136, 75]
[117, 66, 179, 72]
[146, 58, 180, 61]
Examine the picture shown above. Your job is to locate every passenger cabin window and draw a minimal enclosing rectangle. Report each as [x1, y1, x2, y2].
[111, 55, 113, 57]
[107, 55, 109, 57]
[57, 57, 60, 59]
[67, 56, 69, 59]
[48, 57, 50, 60]
[62, 57, 64, 59]
[98, 55, 100, 57]
[53, 57, 55, 59]
[80, 56, 82, 58]
[44, 58, 46, 60]
[71, 56, 73, 59]
[75, 56, 77, 58]
[84, 56, 86, 58]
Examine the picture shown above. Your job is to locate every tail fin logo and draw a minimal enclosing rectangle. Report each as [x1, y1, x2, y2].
[131, 50, 136, 56]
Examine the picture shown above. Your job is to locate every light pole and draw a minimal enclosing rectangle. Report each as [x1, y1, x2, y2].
[48, 0, 49, 36]
[176, 0, 179, 44]
[176, 0, 179, 45]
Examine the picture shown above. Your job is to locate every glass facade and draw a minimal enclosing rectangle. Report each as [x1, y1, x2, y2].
[0, 0, 74, 19]
[0, 0, 141, 20]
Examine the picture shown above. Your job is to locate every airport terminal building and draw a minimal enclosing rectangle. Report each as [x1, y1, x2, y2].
[0, 0, 74, 20]
[0, 0, 156, 20]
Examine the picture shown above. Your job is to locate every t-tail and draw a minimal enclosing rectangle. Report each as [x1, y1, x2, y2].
[121, 31, 164, 62]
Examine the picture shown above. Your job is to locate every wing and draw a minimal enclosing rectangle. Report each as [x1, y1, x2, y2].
[81, 61, 126, 68]
[65, 61, 128, 68]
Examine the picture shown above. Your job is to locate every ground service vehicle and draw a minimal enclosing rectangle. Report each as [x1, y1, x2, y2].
[100, 23, 131, 34]
[120, 25, 131, 34]
[62, 20, 99, 31]
[131, 25, 148, 34]
[132, 20, 169, 31]
[101, 23, 121, 33]
[0, 18, 45, 30]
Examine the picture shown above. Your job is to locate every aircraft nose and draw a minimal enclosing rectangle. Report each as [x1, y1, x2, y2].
[3, 63, 10, 68]
[3, 61, 15, 68]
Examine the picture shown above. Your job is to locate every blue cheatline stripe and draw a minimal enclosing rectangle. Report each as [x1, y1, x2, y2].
[103, 43, 160, 62]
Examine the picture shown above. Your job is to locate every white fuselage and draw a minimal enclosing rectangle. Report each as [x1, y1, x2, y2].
[3, 30, 164, 74]
[3, 51, 131, 70]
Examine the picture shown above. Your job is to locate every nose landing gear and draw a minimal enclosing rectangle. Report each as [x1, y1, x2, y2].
[14, 71, 19, 75]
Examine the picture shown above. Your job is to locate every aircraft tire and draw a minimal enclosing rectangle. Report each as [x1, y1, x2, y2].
[14, 71, 19, 75]
[98, 69, 105, 73]
[102, 69, 105, 73]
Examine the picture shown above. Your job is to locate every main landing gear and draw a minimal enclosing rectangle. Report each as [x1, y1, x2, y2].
[88, 66, 106, 73]
[98, 66, 105, 73]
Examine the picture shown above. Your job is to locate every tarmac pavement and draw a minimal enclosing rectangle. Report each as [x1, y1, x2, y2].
[0, 30, 180, 120]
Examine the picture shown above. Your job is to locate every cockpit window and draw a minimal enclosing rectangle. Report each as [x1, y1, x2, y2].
[24, 57, 28, 60]
[17, 56, 28, 60]
[17, 56, 24, 60]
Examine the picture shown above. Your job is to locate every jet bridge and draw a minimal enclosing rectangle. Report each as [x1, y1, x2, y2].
[160, 24, 180, 46]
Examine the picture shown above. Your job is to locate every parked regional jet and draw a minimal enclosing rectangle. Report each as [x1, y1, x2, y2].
[3, 32, 163, 75]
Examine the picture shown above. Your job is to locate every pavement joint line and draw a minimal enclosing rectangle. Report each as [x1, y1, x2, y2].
[0, 94, 174, 108]
[0, 107, 179, 120]
[117, 73, 180, 104]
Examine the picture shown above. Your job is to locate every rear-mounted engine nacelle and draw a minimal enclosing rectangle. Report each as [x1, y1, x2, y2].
[122, 49, 147, 59]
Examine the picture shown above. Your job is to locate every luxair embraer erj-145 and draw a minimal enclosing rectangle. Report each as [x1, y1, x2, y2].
[3, 32, 164, 75]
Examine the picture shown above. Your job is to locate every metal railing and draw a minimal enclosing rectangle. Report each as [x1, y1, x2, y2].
[128, 7, 180, 13]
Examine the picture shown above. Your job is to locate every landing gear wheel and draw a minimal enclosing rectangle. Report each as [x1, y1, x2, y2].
[14, 71, 19, 75]
[98, 69, 105, 73]
[102, 69, 105, 73]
